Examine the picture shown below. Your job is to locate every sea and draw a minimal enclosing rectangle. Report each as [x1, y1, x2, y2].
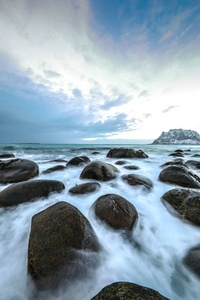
[0, 143, 200, 300]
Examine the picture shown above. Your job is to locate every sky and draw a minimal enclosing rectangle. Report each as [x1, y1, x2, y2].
[0, 0, 200, 144]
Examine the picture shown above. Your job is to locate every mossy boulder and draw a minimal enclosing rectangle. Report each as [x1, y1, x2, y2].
[0, 179, 65, 207]
[80, 161, 119, 181]
[28, 201, 101, 290]
[159, 165, 200, 188]
[91, 194, 138, 231]
[107, 148, 148, 158]
[0, 158, 39, 183]
[91, 281, 169, 300]
[161, 188, 200, 226]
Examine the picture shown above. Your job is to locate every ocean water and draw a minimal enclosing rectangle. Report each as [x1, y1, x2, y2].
[0, 143, 200, 300]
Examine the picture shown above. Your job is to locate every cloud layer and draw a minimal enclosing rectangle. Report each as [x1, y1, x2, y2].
[0, 0, 200, 142]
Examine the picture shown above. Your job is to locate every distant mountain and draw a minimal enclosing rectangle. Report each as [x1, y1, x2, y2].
[152, 129, 200, 145]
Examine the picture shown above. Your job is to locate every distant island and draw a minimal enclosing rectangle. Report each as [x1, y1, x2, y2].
[152, 129, 200, 145]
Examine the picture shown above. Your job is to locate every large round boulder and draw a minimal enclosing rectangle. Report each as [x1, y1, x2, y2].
[161, 188, 200, 226]
[0, 158, 39, 183]
[122, 174, 153, 190]
[66, 156, 90, 166]
[91, 194, 138, 231]
[0, 179, 65, 207]
[28, 201, 101, 290]
[69, 182, 101, 195]
[80, 161, 118, 181]
[183, 244, 200, 278]
[107, 148, 148, 158]
[91, 282, 169, 300]
[159, 165, 200, 188]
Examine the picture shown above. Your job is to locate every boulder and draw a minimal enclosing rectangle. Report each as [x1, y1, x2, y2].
[192, 154, 200, 158]
[28, 201, 101, 290]
[122, 174, 153, 190]
[160, 159, 186, 168]
[183, 244, 200, 278]
[123, 165, 140, 170]
[0, 179, 65, 207]
[159, 165, 200, 188]
[115, 160, 129, 165]
[80, 161, 118, 181]
[161, 188, 200, 226]
[42, 165, 66, 174]
[91, 282, 169, 300]
[69, 182, 101, 195]
[169, 152, 184, 157]
[48, 159, 68, 163]
[0, 158, 39, 183]
[91, 194, 138, 231]
[186, 160, 200, 169]
[0, 153, 15, 158]
[92, 152, 100, 155]
[107, 148, 148, 158]
[66, 156, 90, 166]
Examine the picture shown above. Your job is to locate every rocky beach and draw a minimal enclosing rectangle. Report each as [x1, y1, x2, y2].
[0, 143, 200, 300]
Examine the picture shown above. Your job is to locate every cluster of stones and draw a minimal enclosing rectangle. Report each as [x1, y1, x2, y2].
[0, 147, 200, 298]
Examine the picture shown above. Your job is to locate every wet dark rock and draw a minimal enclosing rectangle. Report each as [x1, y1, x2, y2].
[48, 159, 68, 163]
[0, 158, 39, 183]
[169, 152, 184, 157]
[123, 165, 140, 170]
[91, 281, 169, 300]
[115, 160, 129, 165]
[91, 194, 138, 231]
[28, 201, 101, 290]
[183, 244, 200, 278]
[160, 159, 186, 168]
[175, 149, 184, 153]
[107, 148, 148, 158]
[92, 152, 100, 155]
[66, 156, 90, 167]
[192, 154, 200, 158]
[0, 179, 65, 207]
[186, 160, 200, 169]
[69, 182, 101, 195]
[43, 165, 67, 174]
[161, 188, 200, 226]
[80, 161, 118, 181]
[122, 174, 153, 190]
[0, 153, 15, 158]
[159, 165, 200, 188]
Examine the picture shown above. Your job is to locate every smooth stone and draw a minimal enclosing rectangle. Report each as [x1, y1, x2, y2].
[122, 174, 153, 190]
[80, 161, 119, 181]
[69, 182, 101, 194]
[107, 148, 148, 158]
[42, 165, 66, 174]
[66, 156, 90, 166]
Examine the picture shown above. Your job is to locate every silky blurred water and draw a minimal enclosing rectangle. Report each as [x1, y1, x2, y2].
[0, 143, 200, 300]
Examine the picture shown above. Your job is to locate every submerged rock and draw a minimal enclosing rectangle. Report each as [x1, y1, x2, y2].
[169, 152, 184, 157]
[161, 188, 200, 226]
[66, 156, 90, 166]
[42, 165, 66, 174]
[107, 148, 148, 158]
[122, 174, 153, 190]
[183, 244, 200, 278]
[115, 160, 129, 165]
[0, 158, 39, 183]
[123, 165, 140, 170]
[28, 201, 101, 290]
[186, 160, 200, 170]
[0, 153, 15, 158]
[91, 281, 169, 300]
[91, 194, 138, 231]
[0, 179, 65, 207]
[160, 159, 186, 168]
[80, 161, 118, 181]
[159, 165, 200, 188]
[69, 182, 101, 195]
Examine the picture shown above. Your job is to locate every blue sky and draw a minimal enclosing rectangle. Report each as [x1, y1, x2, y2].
[0, 0, 200, 143]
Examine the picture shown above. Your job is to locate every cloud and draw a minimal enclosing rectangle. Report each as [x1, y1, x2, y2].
[162, 105, 178, 113]
[43, 70, 61, 79]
